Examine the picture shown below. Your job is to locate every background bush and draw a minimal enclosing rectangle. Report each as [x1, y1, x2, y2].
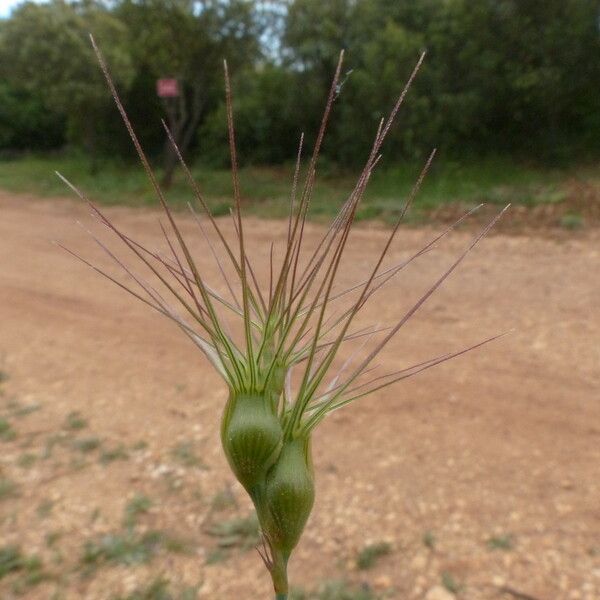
[0, 0, 598, 168]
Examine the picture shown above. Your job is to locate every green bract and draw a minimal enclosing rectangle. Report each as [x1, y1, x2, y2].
[264, 434, 314, 556]
[221, 392, 283, 494]
[61, 38, 508, 598]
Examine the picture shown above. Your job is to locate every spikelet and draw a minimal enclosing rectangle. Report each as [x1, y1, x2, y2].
[221, 392, 283, 494]
[263, 433, 314, 557]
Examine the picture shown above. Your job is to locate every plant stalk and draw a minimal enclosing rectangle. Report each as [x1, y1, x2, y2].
[270, 548, 289, 598]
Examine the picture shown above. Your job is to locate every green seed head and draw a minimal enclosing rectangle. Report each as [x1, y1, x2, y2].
[264, 433, 315, 556]
[221, 392, 283, 494]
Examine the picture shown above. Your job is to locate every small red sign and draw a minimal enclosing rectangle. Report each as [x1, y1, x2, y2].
[157, 78, 180, 98]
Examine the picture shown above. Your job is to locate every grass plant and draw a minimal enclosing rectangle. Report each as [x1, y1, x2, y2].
[207, 513, 261, 551]
[63, 410, 88, 430]
[290, 580, 380, 600]
[0, 477, 18, 501]
[0, 418, 16, 441]
[0, 545, 48, 590]
[82, 530, 189, 569]
[58, 38, 509, 597]
[0, 152, 568, 219]
[487, 534, 514, 551]
[356, 542, 392, 570]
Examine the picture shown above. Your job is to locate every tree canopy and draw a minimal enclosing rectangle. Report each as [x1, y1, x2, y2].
[0, 0, 597, 167]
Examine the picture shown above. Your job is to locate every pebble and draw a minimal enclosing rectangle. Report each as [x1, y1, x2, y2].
[411, 553, 427, 570]
[425, 586, 455, 600]
[374, 575, 392, 590]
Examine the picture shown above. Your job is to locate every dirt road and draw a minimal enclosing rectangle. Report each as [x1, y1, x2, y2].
[0, 192, 598, 599]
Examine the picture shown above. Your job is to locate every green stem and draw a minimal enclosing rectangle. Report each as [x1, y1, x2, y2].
[270, 548, 289, 597]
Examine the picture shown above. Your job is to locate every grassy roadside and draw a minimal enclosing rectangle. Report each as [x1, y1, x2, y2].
[0, 154, 593, 224]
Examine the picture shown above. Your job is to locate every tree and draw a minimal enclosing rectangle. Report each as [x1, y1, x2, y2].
[281, 0, 600, 164]
[0, 83, 65, 152]
[0, 0, 133, 169]
[117, 0, 262, 187]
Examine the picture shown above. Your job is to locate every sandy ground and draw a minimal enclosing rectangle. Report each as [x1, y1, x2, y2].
[0, 192, 599, 600]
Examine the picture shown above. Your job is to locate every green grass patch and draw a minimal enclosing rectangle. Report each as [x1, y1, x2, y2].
[42, 433, 67, 459]
[291, 580, 380, 599]
[560, 212, 584, 230]
[36, 499, 54, 518]
[0, 418, 16, 441]
[205, 547, 228, 565]
[5, 399, 41, 417]
[206, 513, 260, 551]
[356, 541, 392, 570]
[422, 530, 436, 549]
[0, 154, 581, 222]
[441, 571, 463, 594]
[112, 576, 199, 600]
[487, 534, 514, 551]
[123, 494, 153, 529]
[17, 452, 37, 468]
[0, 545, 22, 579]
[131, 440, 149, 451]
[0, 545, 48, 590]
[82, 530, 190, 569]
[45, 531, 62, 548]
[0, 477, 18, 501]
[100, 444, 129, 464]
[72, 436, 101, 453]
[210, 486, 237, 512]
[170, 441, 205, 469]
[63, 410, 87, 430]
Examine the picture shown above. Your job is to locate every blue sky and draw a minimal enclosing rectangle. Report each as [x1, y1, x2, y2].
[0, 0, 47, 18]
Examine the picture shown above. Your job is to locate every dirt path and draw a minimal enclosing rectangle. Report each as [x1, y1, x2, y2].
[0, 192, 598, 599]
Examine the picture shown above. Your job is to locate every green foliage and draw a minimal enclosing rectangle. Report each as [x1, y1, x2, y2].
[199, 65, 303, 166]
[72, 436, 101, 453]
[0, 0, 133, 156]
[0, 0, 596, 164]
[422, 530, 436, 549]
[0, 83, 64, 151]
[280, 0, 600, 164]
[356, 541, 392, 570]
[0, 545, 22, 579]
[0, 477, 18, 501]
[441, 571, 462, 594]
[0, 418, 16, 441]
[560, 213, 584, 230]
[0, 545, 47, 588]
[113, 577, 199, 600]
[123, 494, 153, 529]
[36, 499, 54, 519]
[0, 153, 575, 220]
[207, 513, 260, 550]
[45, 531, 62, 548]
[82, 530, 188, 567]
[132, 440, 149, 451]
[170, 441, 205, 468]
[5, 399, 41, 417]
[100, 444, 130, 464]
[205, 548, 228, 564]
[210, 486, 237, 512]
[17, 452, 37, 468]
[64, 410, 87, 430]
[291, 580, 379, 600]
[487, 534, 514, 551]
